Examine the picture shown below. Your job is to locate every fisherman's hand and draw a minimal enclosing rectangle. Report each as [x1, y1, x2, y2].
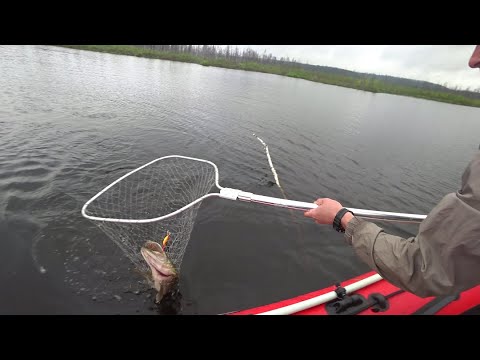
[304, 198, 344, 224]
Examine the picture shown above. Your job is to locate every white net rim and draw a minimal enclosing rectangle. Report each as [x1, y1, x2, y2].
[81, 155, 223, 224]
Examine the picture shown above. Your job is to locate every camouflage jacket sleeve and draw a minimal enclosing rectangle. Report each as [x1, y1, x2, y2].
[344, 152, 480, 298]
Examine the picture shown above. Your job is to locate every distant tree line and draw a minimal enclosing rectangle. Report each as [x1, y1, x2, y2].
[134, 45, 299, 66]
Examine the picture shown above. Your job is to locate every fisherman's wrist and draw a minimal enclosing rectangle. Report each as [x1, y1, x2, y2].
[332, 208, 354, 233]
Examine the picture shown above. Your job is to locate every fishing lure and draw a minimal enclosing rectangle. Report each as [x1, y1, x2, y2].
[162, 231, 170, 250]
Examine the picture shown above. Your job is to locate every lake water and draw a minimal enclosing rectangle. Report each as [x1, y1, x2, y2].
[1, 45, 479, 314]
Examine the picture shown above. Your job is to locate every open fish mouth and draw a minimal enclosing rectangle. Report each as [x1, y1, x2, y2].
[140, 244, 177, 279]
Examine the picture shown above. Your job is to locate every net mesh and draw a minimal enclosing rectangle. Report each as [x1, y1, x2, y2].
[83, 157, 218, 272]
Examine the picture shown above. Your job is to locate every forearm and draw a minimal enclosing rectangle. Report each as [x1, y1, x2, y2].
[344, 217, 454, 297]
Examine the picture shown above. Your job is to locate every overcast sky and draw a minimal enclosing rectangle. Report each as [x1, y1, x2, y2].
[232, 45, 479, 90]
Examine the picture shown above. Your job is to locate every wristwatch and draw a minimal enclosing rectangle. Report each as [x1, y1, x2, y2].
[333, 208, 354, 233]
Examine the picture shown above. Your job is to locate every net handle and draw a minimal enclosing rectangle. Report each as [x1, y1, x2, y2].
[81, 155, 224, 223]
[219, 188, 427, 223]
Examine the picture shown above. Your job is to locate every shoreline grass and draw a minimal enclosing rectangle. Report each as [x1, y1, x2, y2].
[58, 45, 480, 108]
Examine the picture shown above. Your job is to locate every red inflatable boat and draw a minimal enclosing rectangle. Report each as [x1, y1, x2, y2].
[228, 271, 480, 315]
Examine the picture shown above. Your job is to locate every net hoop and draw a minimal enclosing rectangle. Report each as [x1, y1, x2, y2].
[81, 155, 223, 224]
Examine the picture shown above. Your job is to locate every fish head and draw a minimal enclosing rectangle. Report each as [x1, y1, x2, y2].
[140, 240, 178, 303]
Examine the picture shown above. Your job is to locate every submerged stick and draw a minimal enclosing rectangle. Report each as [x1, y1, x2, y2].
[253, 133, 289, 200]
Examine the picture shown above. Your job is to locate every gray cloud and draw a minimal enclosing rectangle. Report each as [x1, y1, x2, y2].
[231, 45, 479, 90]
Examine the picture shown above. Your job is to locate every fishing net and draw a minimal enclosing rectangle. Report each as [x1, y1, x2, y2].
[82, 156, 219, 272]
